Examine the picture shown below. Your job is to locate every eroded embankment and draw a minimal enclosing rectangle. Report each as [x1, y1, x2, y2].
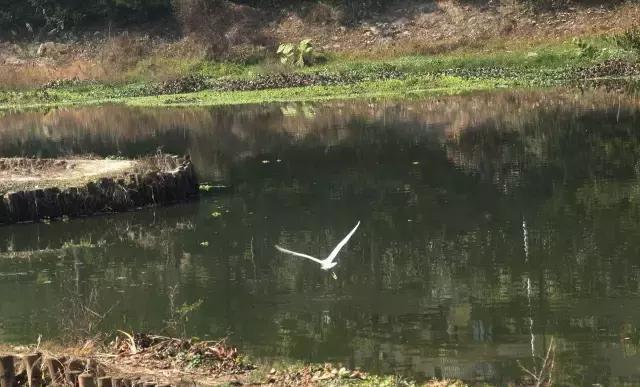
[0, 156, 198, 225]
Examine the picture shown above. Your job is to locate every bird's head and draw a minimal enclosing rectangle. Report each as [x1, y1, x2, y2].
[322, 261, 338, 270]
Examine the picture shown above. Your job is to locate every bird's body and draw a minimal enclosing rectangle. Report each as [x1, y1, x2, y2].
[275, 221, 360, 275]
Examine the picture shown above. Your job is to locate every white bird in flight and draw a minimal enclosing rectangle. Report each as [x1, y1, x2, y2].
[275, 221, 361, 279]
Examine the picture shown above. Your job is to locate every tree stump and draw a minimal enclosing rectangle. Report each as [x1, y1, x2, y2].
[67, 370, 83, 387]
[97, 376, 112, 387]
[0, 356, 15, 387]
[67, 358, 85, 372]
[44, 357, 65, 384]
[22, 353, 42, 387]
[78, 373, 96, 387]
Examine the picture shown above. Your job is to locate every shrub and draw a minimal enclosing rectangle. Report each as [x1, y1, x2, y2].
[171, 0, 268, 59]
[303, 2, 339, 24]
[333, 0, 385, 24]
[99, 35, 151, 73]
[226, 43, 268, 65]
[572, 38, 598, 59]
[277, 39, 316, 67]
[611, 29, 640, 56]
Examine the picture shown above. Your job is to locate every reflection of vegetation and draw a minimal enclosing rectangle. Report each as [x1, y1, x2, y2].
[35, 271, 52, 285]
[165, 285, 204, 337]
[57, 284, 117, 341]
[61, 239, 103, 249]
[2, 90, 640, 383]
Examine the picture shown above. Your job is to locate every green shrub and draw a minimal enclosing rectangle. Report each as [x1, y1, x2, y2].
[277, 39, 316, 67]
[572, 38, 598, 59]
[611, 29, 640, 56]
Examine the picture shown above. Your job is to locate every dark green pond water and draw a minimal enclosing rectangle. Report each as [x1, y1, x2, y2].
[1, 89, 640, 385]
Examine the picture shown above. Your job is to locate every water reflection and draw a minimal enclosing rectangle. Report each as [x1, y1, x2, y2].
[1, 89, 640, 385]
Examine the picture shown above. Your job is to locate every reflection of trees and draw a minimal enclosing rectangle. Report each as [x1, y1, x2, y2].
[446, 95, 640, 298]
[2, 89, 637, 183]
[444, 91, 640, 384]
[2, 89, 640, 383]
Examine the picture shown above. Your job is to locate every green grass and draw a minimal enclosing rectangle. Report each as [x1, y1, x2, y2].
[270, 36, 626, 79]
[0, 75, 514, 110]
[130, 75, 508, 107]
[0, 36, 636, 111]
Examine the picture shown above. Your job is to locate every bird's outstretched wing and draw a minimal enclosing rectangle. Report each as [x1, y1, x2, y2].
[275, 245, 324, 265]
[325, 221, 360, 264]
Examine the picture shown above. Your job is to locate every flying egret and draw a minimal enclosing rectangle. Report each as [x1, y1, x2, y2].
[275, 221, 361, 279]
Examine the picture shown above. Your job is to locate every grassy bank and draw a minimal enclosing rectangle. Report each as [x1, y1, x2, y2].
[0, 34, 639, 110]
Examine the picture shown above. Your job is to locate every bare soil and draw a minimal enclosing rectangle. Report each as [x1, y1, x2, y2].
[0, 158, 136, 194]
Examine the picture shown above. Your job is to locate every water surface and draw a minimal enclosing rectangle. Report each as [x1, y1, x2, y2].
[1, 89, 640, 385]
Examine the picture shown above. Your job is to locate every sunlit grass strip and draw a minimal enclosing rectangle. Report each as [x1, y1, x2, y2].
[0, 76, 510, 111]
[128, 76, 509, 107]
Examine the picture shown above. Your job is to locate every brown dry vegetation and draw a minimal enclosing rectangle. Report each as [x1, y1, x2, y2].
[0, 155, 184, 194]
[273, 0, 640, 57]
[1, 0, 639, 88]
[0, 333, 466, 386]
[0, 158, 132, 194]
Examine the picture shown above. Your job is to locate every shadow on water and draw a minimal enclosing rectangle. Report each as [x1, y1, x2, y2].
[1, 88, 640, 384]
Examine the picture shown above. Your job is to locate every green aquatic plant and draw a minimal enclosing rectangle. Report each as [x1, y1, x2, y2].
[176, 299, 204, 318]
[199, 183, 214, 192]
[61, 239, 99, 249]
[36, 272, 52, 285]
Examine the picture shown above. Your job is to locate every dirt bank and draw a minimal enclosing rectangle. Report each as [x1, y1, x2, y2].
[0, 1, 639, 87]
[0, 156, 199, 224]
